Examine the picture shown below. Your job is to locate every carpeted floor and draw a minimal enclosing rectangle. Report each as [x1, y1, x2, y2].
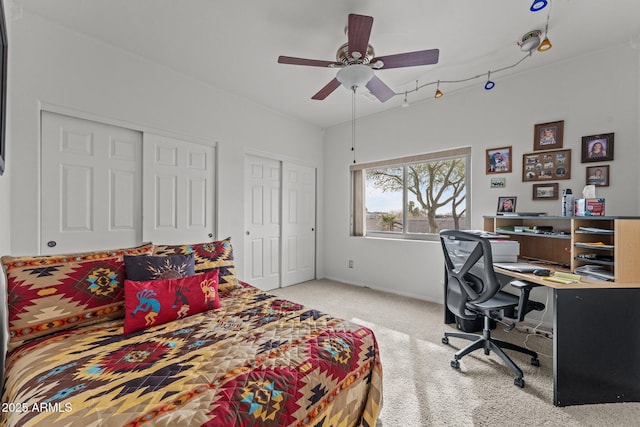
[271, 279, 640, 427]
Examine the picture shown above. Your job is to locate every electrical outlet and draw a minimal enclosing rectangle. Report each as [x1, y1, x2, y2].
[348, 260, 354, 268]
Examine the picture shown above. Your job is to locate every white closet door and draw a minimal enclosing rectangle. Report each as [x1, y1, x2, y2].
[142, 134, 215, 245]
[244, 155, 281, 291]
[281, 162, 316, 286]
[41, 111, 142, 254]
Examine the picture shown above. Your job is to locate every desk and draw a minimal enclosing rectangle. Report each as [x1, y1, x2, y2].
[445, 217, 640, 405]
[489, 215, 640, 405]
[498, 267, 640, 407]
[444, 262, 640, 407]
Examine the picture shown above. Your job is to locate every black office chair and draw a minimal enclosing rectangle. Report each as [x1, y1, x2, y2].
[439, 229, 545, 388]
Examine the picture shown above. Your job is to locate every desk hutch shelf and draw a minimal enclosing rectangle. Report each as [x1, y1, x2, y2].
[483, 215, 640, 283]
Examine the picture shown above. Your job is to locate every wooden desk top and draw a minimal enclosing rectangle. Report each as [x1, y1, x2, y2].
[495, 266, 640, 289]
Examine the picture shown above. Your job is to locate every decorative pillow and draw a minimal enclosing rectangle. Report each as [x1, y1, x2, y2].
[123, 269, 220, 334]
[153, 237, 240, 292]
[124, 253, 195, 281]
[1, 242, 154, 352]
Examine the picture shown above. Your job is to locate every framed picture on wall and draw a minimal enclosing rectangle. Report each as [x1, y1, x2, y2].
[486, 146, 512, 174]
[534, 120, 564, 151]
[586, 165, 610, 187]
[581, 133, 614, 163]
[490, 177, 506, 188]
[522, 149, 571, 182]
[533, 183, 559, 200]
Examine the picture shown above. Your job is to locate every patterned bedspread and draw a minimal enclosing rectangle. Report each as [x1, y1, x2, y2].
[1, 283, 382, 426]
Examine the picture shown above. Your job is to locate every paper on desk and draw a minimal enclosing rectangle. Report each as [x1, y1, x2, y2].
[583, 185, 596, 198]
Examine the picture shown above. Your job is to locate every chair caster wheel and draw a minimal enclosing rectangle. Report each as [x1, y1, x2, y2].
[451, 359, 460, 369]
[442, 337, 449, 345]
[514, 377, 525, 388]
[531, 358, 540, 367]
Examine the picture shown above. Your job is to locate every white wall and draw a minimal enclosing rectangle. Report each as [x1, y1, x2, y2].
[7, 12, 325, 280]
[322, 44, 640, 325]
[0, 0, 11, 372]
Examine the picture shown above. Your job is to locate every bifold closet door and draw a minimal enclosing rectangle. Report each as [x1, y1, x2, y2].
[244, 155, 281, 291]
[41, 111, 143, 254]
[142, 134, 215, 245]
[281, 162, 316, 286]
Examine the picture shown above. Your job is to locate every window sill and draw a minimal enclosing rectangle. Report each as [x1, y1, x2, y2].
[356, 232, 440, 242]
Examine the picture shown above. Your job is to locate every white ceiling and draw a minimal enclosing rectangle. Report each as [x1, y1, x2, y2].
[19, 0, 640, 128]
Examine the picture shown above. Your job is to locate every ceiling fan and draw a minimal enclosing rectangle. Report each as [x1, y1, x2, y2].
[278, 13, 439, 102]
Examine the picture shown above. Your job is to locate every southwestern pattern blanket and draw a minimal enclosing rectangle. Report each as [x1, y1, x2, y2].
[1, 283, 382, 426]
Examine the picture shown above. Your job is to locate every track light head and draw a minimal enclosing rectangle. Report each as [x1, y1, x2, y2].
[530, 0, 548, 12]
[435, 81, 443, 99]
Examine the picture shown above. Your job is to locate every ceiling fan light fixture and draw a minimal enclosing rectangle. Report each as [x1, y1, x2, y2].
[336, 64, 374, 90]
[530, 0, 548, 12]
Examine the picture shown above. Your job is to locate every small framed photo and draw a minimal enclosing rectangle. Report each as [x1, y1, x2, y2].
[586, 165, 610, 187]
[490, 177, 506, 188]
[581, 133, 614, 163]
[534, 120, 564, 151]
[522, 149, 571, 181]
[486, 146, 512, 174]
[533, 183, 559, 200]
[497, 196, 517, 214]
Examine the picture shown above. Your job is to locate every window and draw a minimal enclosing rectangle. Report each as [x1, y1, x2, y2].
[351, 147, 471, 239]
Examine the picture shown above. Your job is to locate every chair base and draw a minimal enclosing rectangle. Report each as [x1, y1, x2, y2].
[442, 317, 540, 388]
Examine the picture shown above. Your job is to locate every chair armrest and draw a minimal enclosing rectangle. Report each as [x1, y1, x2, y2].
[509, 279, 541, 290]
[508, 280, 544, 321]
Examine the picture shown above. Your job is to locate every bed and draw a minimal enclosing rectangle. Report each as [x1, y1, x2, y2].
[1, 239, 382, 426]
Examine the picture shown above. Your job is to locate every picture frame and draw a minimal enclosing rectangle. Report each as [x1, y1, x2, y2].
[586, 165, 610, 187]
[490, 177, 506, 188]
[533, 183, 559, 200]
[0, 0, 7, 175]
[486, 146, 512, 174]
[497, 196, 517, 214]
[534, 120, 564, 151]
[581, 133, 614, 163]
[522, 149, 571, 182]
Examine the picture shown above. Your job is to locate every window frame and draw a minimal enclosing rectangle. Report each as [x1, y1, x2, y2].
[351, 147, 471, 241]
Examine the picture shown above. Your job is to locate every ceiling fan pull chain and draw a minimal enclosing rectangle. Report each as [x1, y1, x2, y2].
[352, 87, 356, 164]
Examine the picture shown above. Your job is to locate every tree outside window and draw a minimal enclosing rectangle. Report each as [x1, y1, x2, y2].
[364, 156, 467, 236]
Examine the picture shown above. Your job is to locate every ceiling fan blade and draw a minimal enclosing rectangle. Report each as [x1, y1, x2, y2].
[372, 49, 440, 69]
[347, 14, 373, 59]
[278, 56, 340, 68]
[365, 75, 395, 103]
[311, 78, 342, 100]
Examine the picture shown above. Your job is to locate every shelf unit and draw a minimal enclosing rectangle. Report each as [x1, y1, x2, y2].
[483, 215, 640, 283]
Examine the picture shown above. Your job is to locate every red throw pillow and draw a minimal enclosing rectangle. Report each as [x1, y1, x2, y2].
[124, 270, 220, 334]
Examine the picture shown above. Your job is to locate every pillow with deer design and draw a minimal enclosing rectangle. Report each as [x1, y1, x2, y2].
[123, 269, 220, 334]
